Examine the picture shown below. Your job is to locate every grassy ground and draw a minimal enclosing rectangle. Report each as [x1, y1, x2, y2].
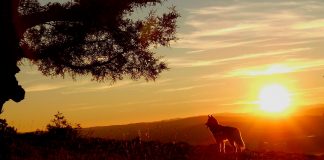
[191, 145, 324, 160]
[1, 133, 324, 160]
[1, 133, 190, 160]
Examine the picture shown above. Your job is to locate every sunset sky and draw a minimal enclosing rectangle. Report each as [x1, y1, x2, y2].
[2, 0, 324, 132]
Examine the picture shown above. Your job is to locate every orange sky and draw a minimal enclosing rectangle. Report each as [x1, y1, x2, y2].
[2, 0, 324, 132]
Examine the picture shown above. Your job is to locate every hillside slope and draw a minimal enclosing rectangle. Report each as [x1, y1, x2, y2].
[82, 113, 324, 154]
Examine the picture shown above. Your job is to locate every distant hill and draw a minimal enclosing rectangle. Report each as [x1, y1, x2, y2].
[82, 112, 324, 154]
[83, 115, 214, 145]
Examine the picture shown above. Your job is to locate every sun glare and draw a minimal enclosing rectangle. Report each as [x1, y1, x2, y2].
[258, 84, 291, 113]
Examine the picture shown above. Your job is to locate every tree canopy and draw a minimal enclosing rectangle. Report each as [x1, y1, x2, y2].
[46, 112, 81, 139]
[0, 0, 179, 111]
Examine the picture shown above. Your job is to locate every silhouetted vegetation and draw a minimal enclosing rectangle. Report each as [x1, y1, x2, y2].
[1, 113, 324, 159]
[2, 135, 324, 160]
[0, 119, 17, 137]
[0, 118, 17, 160]
[0, 0, 179, 111]
[0, 112, 191, 159]
[5, 136, 191, 160]
[46, 112, 81, 140]
[191, 145, 324, 160]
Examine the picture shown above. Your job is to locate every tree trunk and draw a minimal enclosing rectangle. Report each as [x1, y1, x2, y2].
[0, 0, 25, 112]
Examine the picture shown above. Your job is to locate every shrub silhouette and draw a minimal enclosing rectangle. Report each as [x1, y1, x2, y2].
[0, 118, 17, 137]
[46, 112, 81, 140]
[0, 119, 17, 159]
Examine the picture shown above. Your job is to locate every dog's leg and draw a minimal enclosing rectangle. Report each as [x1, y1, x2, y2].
[220, 141, 225, 153]
[218, 142, 222, 153]
[238, 145, 243, 153]
[234, 143, 238, 153]
[229, 140, 236, 153]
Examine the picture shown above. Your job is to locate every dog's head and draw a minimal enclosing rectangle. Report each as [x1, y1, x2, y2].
[205, 115, 219, 128]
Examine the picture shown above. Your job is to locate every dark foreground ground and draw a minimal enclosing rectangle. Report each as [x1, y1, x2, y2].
[1, 134, 324, 160]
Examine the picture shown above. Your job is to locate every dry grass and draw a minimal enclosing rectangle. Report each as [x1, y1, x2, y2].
[1, 134, 324, 160]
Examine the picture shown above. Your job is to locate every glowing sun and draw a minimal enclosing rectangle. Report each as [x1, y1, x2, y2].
[258, 84, 291, 113]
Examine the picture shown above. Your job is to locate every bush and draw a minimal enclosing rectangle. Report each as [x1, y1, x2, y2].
[46, 112, 81, 140]
[0, 118, 17, 137]
[0, 119, 17, 160]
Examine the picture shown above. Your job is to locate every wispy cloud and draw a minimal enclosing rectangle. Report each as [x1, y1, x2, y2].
[187, 6, 242, 16]
[169, 48, 310, 68]
[199, 73, 225, 80]
[24, 79, 92, 93]
[160, 84, 207, 92]
[133, 78, 172, 87]
[261, 40, 317, 47]
[117, 99, 164, 107]
[292, 19, 324, 29]
[159, 97, 223, 106]
[226, 58, 324, 77]
[64, 105, 105, 111]
[228, 64, 294, 77]
[174, 1, 324, 50]
[182, 24, 263, 38]
[186, 50, 206, 54]
[295, 86, 324, 96]
[61, 80, 133, 94]
[25, 84, 66, 92]
[220, 100, 257, 106]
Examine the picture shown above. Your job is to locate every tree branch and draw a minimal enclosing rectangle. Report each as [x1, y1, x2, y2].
[19, 8, 82, 38]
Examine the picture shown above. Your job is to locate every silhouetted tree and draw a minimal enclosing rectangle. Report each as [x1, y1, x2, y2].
[0, 0, 179, 111]
[0, 119, 17, 137]
[46, 111, 81, 139]
[0, 119, 17, 159]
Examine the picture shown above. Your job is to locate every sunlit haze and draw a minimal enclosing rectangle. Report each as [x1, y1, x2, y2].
[2, 0, 324, 132]
[258, 84, 291, 114]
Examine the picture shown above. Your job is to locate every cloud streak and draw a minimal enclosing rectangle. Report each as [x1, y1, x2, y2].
[226, 58, 324, 77]
[25, 84, 66, 92]
[174, 1, 324, 50]
[60, 80, 133, 94]
[160, 84, 207, 92]
[169, 48, 311, 68]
